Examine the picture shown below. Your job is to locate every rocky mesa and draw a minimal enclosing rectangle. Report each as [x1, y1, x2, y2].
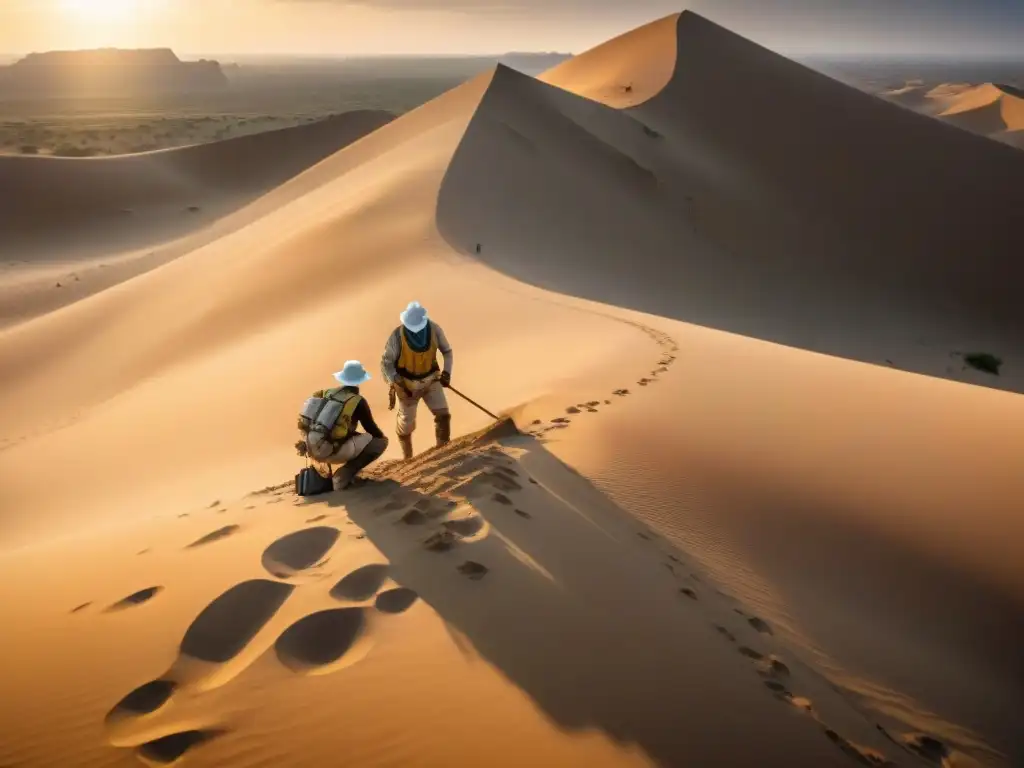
[0, 47, 227, 97]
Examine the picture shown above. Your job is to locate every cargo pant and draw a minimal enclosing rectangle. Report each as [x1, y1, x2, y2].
[396, 376, 449, 438]
[306, 431, 374, 464]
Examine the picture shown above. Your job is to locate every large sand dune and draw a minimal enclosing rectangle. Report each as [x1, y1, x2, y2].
[0, 10, 1021, 768]
[0, 110, 393, 327]
[938, 83, 1024, 137]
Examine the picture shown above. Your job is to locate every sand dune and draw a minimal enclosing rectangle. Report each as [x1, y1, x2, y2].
[536, 14, 1024, 394]
[880, 81, 1024, 149]
[0, 9, 1022, 768]
[0, 110, 393, 327]
[937, 83, 1024, 135]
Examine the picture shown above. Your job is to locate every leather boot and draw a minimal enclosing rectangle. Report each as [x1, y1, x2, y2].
[398, 434, 413, 460]
[435, 413, 451, 448]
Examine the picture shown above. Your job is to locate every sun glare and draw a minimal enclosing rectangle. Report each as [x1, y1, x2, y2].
[59, 0, 144, 23]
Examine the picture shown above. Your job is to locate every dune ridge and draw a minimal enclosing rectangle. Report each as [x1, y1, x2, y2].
[449, 12, 1024, 394]
[0, 9, 1021, 768]
[937, 82, 1024, 135]
[0, 109, 395, 254]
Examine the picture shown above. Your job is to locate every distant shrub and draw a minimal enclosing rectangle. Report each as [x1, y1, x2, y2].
[19, 144, 39, 154]
[963, 352, 1002, 375]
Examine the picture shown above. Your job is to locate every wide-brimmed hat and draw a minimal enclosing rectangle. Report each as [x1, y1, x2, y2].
[400, 301, 429, 333]
[333, 360, 372, 387]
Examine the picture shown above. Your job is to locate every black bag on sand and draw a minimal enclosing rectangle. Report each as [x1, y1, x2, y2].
[295, 466, 333, 496]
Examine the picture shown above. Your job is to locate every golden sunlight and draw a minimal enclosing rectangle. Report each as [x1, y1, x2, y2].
[59, 0, 144, 23]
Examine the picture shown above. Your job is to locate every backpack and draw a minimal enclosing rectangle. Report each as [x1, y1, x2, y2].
[298, 388, 362, 439]
[295, 466, 334, 496]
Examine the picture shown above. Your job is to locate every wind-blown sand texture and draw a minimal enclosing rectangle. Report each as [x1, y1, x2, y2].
[0, 11, 1021, 768]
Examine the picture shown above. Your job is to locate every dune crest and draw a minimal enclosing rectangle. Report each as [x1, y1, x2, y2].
[937, 82, 1024, 135]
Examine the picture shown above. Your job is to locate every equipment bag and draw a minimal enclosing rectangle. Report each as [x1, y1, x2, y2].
[295, 466, 333, 496]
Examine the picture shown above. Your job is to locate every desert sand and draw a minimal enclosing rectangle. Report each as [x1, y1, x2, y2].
[880, 81, 1024, 149]
[0, 10, 1022, 768]
[0, 110, 393, 327]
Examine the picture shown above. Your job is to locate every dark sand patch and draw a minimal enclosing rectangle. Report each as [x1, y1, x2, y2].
[329, 564, 390, 602]
[274, 608, 367, 672]
[180, 579, 294, 663]
[261, 526, 340, 577]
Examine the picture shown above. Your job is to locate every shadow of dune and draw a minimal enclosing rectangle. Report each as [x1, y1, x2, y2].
[309, 423, 1024, 766]
[320, 431, 870, 767]
[436, 13, 1024, 395]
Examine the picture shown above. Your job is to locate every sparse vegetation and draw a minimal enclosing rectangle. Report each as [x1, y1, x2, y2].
[963, 352, 1002, 375]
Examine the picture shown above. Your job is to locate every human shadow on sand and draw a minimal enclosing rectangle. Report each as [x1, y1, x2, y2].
[317, 429, 856, 768]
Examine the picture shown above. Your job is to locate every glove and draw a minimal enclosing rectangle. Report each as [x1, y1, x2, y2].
[440, 371, 451, 388]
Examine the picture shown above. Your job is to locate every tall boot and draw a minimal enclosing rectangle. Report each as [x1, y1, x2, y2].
[333, 437, 389, 491]
[435, 413, 451, 448]
[398, 434, 414, 461]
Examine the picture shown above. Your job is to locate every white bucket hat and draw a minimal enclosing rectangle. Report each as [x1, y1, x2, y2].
[400, 301, 429, 333]
[333, 360, 372, 387]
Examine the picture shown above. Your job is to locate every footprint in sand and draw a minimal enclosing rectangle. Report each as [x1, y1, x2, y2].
[330, 564, 390, 602]
[898, 733, 951, 765]
[276, 563, 419, 674]
[71, 601, 92, 614]
[747, 616, 773, 635]
[136, 729, 225, 765]
[756, 656, 791, 679]
[823, 729, 892, 766]
[514, 508, 532, 519]
[492, 493, 513, 506]
[679, 587, 698, 600]
[305, 514, 329, 523]
[104, 580, 293, 753]
[180, 580, 295, 665]
[274, 608, 371, 674]
[261, 526, 340, 578]
[375, 588, 419, 614]
[105, 680, 177, 725]
[566, 406, 581, 414]
[458, 561, 489, 580]
[444, 517, 486, 538]
[482, 472, 521, 494]
[613, 389, 630, 396]
[715, 625, 736, 642]
[105, 587, 163, 612]
[186, 525, 240, 549]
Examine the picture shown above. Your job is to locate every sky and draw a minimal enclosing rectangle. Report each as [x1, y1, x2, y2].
[0, 0, 1022, 58]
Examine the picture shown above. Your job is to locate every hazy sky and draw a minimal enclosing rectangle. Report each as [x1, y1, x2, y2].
[1, 0, 1022, 58]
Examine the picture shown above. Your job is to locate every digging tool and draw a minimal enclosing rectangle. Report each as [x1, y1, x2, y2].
[447, 385, 500, 421]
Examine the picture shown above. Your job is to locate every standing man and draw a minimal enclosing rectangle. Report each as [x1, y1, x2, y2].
[381, 301, 453, 460]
